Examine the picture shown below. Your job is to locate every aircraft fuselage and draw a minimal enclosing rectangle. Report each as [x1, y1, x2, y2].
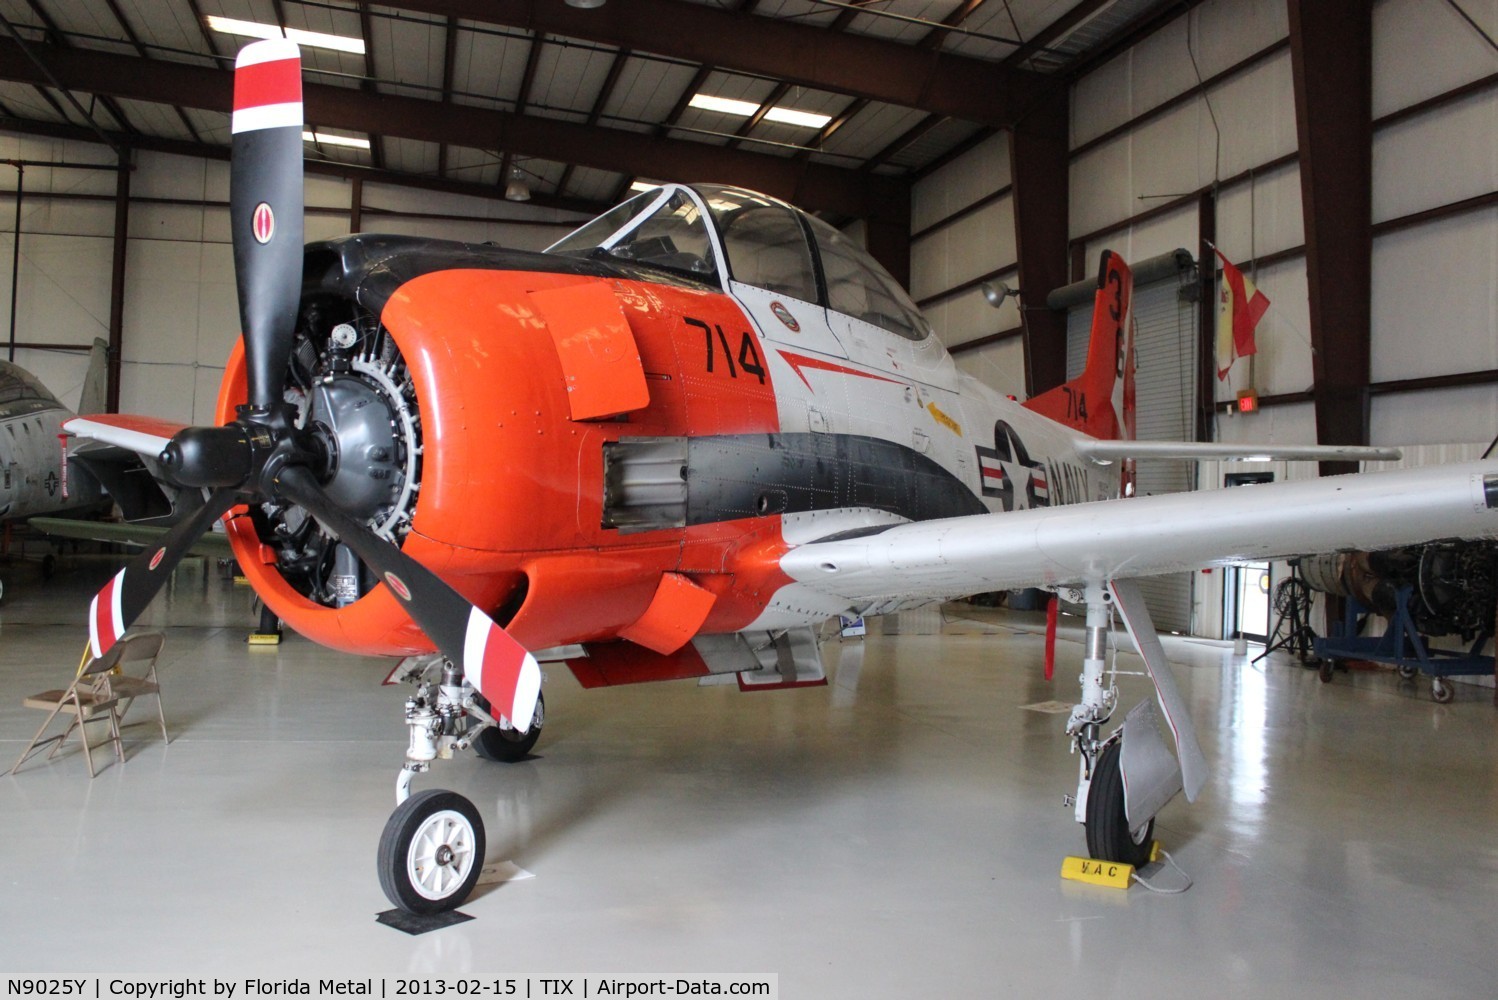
[220, 233, 1121, 656]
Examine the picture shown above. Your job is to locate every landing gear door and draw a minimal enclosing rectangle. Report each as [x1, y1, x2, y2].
[729, 282, 846, 359]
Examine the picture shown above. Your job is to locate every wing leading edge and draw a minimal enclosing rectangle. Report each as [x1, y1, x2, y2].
[30, 515, 235, 556]
[1074, 440, 1402, 464]
[66, 414, 185, 456]
[779, 461, 1498, 605]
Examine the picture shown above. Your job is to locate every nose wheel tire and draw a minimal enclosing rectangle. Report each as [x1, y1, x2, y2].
[1084, 739, 1155, 868]
[474, 691, 544, 763]
[378, 788, 486, 914]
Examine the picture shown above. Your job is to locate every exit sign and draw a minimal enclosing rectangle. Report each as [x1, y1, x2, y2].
[1237, 388, 1259, 414]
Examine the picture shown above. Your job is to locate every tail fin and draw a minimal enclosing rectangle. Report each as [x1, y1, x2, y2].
[77, 337, 108, 416]
[1022, 250, 1135, 442]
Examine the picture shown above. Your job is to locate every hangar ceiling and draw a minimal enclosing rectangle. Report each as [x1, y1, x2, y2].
[0, 0, 1189, 217]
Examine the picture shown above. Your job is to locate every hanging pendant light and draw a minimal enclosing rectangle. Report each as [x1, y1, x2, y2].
[504, 165, 531, 202]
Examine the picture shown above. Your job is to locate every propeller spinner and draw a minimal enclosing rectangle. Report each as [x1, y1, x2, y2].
[83, 39, 540, 732]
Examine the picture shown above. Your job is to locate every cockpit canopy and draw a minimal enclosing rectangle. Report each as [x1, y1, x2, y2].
[0, 361, 61, 410]
[547, 183, 932, 343]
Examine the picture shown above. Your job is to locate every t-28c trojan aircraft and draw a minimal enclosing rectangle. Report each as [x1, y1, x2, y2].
[64, 40, 1498, 914]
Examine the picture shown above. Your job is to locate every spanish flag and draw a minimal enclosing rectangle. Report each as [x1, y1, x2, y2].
[1214, 248, 1270, 380]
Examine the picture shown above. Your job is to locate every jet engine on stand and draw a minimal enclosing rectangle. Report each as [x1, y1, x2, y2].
[1299, 541, 1498, 702]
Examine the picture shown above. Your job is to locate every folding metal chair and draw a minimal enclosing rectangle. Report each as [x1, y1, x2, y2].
[105, 631, 168, 746]
[11, 631, 166, 777]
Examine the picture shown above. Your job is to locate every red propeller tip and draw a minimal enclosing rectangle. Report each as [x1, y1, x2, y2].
[232, 39, 302, 135]
[88, 568, 127, 661]
[463, 609, 541, 732]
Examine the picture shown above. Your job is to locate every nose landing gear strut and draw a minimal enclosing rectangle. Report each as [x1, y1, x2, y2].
[377, 654, 545, 914]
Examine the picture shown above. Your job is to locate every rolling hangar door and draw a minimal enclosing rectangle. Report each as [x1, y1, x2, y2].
[1055, 249, 1200, 633]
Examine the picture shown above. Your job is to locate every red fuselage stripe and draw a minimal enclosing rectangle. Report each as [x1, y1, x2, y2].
[777, 350, 905, 391]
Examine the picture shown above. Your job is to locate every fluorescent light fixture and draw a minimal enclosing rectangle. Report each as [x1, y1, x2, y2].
[303, 130, 370, 149]
[688, 93, 831, 130]
[689, 94, 761, 118]
[628, 180, 661, 193]
[207, 15, 366, 55]
[763, 106, 833, 129]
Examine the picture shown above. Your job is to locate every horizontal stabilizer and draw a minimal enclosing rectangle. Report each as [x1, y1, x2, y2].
[1075, 440, 1401, 464]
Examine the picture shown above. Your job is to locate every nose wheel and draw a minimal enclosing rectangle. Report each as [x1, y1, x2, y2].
[378, 788, 486, 914]
[474, 691, 545, 762]
[379, 653, 544, 914]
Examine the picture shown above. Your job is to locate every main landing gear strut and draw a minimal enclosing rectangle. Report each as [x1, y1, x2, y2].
[1060, 579, 1209, 866]
[377, 654, 545, 914]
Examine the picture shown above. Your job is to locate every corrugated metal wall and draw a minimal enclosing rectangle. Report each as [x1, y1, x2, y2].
[1067, 268, 1200, 632]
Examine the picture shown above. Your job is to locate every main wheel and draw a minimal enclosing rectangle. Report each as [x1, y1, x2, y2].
[473, 691, 544, 763]
[1084, 739, 1154, 867]
[377, 789, 486, 914]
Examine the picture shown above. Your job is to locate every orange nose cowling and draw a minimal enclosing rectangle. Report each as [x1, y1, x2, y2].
[219, 267, 791, 658]
[217, 268, 565, 656]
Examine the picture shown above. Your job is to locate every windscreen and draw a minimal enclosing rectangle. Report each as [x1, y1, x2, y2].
[547, 187, 718, 283]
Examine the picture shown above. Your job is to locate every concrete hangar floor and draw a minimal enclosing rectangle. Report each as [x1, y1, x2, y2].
[0, 554, 1494, 998]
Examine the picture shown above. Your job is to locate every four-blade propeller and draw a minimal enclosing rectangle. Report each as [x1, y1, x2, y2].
[82, 39, 540, 732]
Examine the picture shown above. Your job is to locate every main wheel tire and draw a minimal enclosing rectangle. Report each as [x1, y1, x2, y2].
[377, 789, 486, 915]
[473, 691, 544, 763]
[1084, 739, 1154, 867]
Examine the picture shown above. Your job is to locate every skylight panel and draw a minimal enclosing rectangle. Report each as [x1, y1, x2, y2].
[206, 15, 366, 56]
[689, 93, 831, 130]
[303, 131, 370, 149]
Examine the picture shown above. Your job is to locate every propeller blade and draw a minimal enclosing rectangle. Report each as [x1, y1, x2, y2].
[88, 488, 240, 660]
[230, 38, 305, 411]
[273, 466, 542, 731]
